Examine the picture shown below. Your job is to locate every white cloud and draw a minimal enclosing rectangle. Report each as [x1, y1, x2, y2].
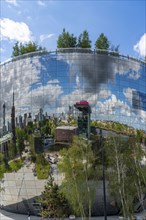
[48, 79, 59, 84]
[128, 71, 140, 80]
[123, 87, 135, 104]
[27, 16, 32, 20]
[76, 75, 80, 88]
[123, 88, 146, 127]
[0, 56, 63, 120]
[40, 34, 54, 42]
[0, 18, 32, 43]
[58, 88, 111, 111]
[59, 53, 141, 93]
[134, 33, 146, 57]
[37, 0, 46, 6]
[5, 0, 18, 6]
[139, 110, 146, 122]
[98, 89, 111, 99]
[0, 48, 5, 53]
[1, 53, 145, 130]
[97, 94, 131, 117]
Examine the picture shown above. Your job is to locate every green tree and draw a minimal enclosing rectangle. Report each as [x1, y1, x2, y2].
[110, 44, 120, 52]
[95, 33, 109, 50]
[38, 177, 70, 218]
[77, 30, 91, 48]
[58, 136, 96, 218]
[12, 41, 45, 57]
[136, 129, 144, 142]
[105, 135, 146, 219]
[26, 121, 34, 135]
[12, 42, 20, 57]
[69, 34, 77, 47]
[0, 153, 4, 164]
[47, 119, 57, 136]
[8, 141, 17, 160]
[16, 127, 25, 157]
[57, 28, 77, 48]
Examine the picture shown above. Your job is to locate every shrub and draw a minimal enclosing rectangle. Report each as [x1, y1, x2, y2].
[9, 159, 23, 172]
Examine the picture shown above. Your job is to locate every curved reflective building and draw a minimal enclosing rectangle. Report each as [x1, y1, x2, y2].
[0, 49, 146, 215]
[0, 49, 146, 131]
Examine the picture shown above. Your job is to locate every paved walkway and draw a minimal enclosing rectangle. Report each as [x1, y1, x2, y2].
[1, 209, 146, 220]
[0, 210, 119, 220]
[0, 212, 118, 220]
[0, 209, 40, 219]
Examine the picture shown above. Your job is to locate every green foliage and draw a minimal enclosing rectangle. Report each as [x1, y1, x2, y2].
[36, 154, 50, 179]
[110, 44, 120, 52]
[58, 136, 96, 217]
[28, 135, 35, 152]
[36, 154, 47, 165]
[31, 153, 37, 163]
[95, 33, 109, 50]
[12, 41, 46, 57]
[8, 141, 17, 160]
[57, 28, 77, 48]
[0, 164, 6, 179]
[91, 120, 136, 136]
[0, 158, 23, 179]
[26, 121, 34, 134]
[8, 159, 23, 172]
[90, 135, 104, 171]
[105, 136, 146, 218]
[136, 129, 144, 142]
[48, 119, 57, 136]
[0, 153, 4, 164]
[38, 118, 58, 137]
[16, 127, 25, 156]
[36, 163, 50, 179]
[12, 42, 20, 57]
[39, 177, 70, 218]
[41, 123, 51, 136]
[77, 30, 91, 48]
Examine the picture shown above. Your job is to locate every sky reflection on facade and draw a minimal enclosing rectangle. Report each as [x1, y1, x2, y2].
[0, 50, 146, 131]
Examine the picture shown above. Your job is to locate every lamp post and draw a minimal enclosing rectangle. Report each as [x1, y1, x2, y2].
[99, 129, 107, 220]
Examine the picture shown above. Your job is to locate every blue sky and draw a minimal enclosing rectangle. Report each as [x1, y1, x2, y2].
[0, 0, 146, 62]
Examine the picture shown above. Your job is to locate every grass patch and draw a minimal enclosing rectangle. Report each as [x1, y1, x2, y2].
[36, 163, 50, 179]
[0, 164, 6, 179]
[8, 159, 23, 172]
[0, 159, 23, 180]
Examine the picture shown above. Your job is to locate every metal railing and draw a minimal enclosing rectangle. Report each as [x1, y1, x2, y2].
[0, 133, 12, 145]
[0, 48, 145, 66]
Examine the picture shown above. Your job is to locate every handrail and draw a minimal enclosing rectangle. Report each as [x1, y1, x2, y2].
[0, 48, 145, 66]
[0, 133, 12, 144]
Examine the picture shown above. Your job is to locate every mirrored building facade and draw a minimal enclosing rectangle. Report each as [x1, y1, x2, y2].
[0, 49, 146, 132]
[0, 49, 146, 215]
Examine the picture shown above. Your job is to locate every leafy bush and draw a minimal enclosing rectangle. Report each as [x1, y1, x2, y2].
[31, 154, 36, 163]
[36, 163, 50, 179]
[0, 158, 23, 180]
[38, 177, 71, 218]
[9, 159, 23, 172]
[36, 154, 44, 164]
[35, 153, 50, 179]
[0, 164, 6, 179]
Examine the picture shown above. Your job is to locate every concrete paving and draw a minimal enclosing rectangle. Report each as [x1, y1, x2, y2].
[0, 209, 40, 220]
[1, 209, 146, 220]
[0, 210, 119, 220]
